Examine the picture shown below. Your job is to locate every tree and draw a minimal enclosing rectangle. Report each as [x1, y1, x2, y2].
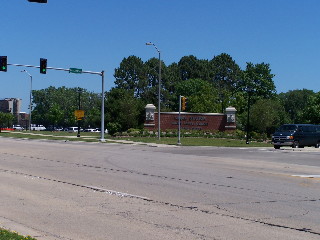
[143, 57, 167, 109]
[278, 89, 315, 123]
[178, 55, 209, 81]
[241, 62, 276, 103]
[301, 92, 320, 124]
[114, 56, 147, 98]
[210, 53, 241, 91]
[175, 79, 220, 113]
[250, 98, 289, 135]
[209, 53, 242, 113]
[161, 62, 182, 111]
[46, 103, 64, 128]
[106, 88, 145, 131]
[0, 112, 14, 132]
[32, 86, 101, 128]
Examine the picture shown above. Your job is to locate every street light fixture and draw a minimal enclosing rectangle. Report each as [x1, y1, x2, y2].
[21, 70, 32, 131]
[146, 42, 161, 140]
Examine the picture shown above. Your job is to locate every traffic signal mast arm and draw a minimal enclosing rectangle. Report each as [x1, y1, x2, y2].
[1, 56, 106, 142]
[5, 63, 102, 76]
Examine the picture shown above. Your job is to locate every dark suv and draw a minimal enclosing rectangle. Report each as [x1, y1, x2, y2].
[272, 124, 320, 149]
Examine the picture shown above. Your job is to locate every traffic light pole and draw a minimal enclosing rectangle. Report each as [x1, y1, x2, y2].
[6, 63, 106, 142]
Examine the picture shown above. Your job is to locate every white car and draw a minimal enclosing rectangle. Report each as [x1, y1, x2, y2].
[68, 127, 79, 133]
[30, 124, 46, 131]
[84, 128, 96, 132]
[93, 128, 108, 133]
[13, 125, 24, 131]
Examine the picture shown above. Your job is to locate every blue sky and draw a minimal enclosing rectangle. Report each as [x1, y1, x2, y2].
[1, 0, 320, 112]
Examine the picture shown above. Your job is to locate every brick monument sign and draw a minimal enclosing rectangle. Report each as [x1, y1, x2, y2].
[144, 104, 236, 132]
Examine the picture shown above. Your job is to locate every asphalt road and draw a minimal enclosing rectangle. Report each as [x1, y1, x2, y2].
[0, 137, 319, 240]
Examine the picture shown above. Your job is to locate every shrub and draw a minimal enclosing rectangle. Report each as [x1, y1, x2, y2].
[106, 122, 121, 136]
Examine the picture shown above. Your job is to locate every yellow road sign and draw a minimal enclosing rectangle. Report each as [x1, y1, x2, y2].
[74, 110, 85, 120]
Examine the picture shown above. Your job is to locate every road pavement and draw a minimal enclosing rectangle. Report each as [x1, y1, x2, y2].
[0, 137, 319, 239]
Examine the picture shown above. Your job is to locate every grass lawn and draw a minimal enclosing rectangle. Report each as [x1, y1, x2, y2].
[0, 131, 101, 142]
[0, 228, 36, 240]
[0, 130, 272, 147]
[124, 136, 272, 147]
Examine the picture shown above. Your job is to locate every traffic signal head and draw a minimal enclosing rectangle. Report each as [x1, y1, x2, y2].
[181, 96, 187, 111]
[40, 58, 47, 74]
[0, 56, 7, 72]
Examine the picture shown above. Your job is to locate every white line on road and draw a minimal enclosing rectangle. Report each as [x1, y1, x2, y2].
[292, 175, 320, 178]
[85, 185, 151, 200]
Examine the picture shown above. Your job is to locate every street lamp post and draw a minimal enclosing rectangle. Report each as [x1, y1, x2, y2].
[21, 70, 32, 131]
[177, 95, 183, 145]
[146, 42, 161, 140]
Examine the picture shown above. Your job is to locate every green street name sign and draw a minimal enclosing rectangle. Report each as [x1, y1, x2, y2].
[69, 68, 82, 74]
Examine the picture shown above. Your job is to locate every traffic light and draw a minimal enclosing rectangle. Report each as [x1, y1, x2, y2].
[40, 58, 47, 74]
[0, 56, 7, 72]
[28, 0, 48, 3]
[181, 96, 187, 111]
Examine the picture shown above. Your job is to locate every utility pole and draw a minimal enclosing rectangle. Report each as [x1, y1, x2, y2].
[146, 42, 161, 140]
[177, 95, 183, 145]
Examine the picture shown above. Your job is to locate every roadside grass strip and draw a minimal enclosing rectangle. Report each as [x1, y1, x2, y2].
[0, 131, 272, 147]
[0, 228, 37, 240]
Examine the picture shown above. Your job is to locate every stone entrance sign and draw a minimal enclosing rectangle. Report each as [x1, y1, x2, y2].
[144, 104, 156, 128]
[144, 105, 236, 132]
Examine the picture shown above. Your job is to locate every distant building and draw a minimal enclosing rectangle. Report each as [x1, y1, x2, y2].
[19, 112, 30, 129]
[0, 98, 21, 114]
[0, 98, 23, 124]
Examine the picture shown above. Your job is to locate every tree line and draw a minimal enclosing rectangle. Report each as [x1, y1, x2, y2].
[2, 53, 319, 137]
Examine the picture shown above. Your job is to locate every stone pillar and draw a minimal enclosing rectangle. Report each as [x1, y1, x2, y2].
[225, 106, 237, 130]
[144, 104, 156, 130]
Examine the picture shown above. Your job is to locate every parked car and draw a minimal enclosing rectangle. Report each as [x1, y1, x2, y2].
[30, 124, 46, 131]
[68, 127, 79, 133]
[47, 126, 63, 131]
[13, 125, 24, 131]
[272, 124, 320, 149]
[93, 128, 108, 133]
[67, 127, 83, 133]
[84, 128, 96, 132]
